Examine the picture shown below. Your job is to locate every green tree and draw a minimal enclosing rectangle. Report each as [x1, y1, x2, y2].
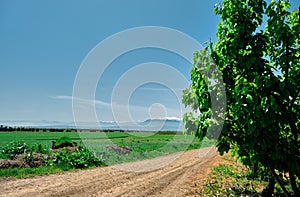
[183, 0, 300, 196]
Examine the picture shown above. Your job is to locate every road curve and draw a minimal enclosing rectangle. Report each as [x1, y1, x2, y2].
[0, 146, 220, 197]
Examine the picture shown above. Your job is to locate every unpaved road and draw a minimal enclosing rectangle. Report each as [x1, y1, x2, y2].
[0, 147, 220, 197]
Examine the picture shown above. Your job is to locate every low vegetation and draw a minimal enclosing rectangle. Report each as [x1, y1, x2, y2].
[0, 137, 106, 177]
[199, 154, 298, 196]
[0, 131, 215, 178]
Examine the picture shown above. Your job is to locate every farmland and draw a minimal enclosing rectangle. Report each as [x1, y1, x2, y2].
[0, 131, 215, 177]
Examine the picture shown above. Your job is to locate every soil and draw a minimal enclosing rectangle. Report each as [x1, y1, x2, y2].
[105, 145, 132, 155]
[0, 153, 49, 169]
[0, 146, 221, 197]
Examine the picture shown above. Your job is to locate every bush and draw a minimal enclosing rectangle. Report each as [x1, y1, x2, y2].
[21, 152, 49, 168]
[52, 136, 77, 149]
[52, 146, 104, 169]
[29, 144, 52, 155]
[1, 141, 28, 159]
[56, 136, 73, 145]
[1, 141, 52, 159]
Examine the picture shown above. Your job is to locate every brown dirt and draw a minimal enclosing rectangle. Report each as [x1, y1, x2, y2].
[0, 153, 49, 169]
[0, 146, 220, 197]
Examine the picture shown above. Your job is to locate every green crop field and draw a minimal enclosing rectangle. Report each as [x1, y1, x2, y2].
[0, 131, 215, 166]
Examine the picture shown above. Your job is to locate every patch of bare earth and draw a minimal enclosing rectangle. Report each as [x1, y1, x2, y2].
[0, 147, 220, 197]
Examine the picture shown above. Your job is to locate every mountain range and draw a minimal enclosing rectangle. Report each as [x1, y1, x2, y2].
[0, 118, 184, 131]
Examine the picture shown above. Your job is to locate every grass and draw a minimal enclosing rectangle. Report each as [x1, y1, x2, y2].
[0, 131, 215, 178]
[0, 131, 82, 148]
[197, 155, 265, 196]
[77, 131, 215, 165]
[0, 166, 66, 179]
[197, 154, 294, 196]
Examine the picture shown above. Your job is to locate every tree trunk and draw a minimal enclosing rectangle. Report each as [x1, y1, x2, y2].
[289, 172, 300, 196]
[262, 171, 275, 197]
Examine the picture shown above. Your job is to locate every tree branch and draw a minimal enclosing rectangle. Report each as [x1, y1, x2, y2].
[289, 171, 300, 196]
[269, 167, 291, 197]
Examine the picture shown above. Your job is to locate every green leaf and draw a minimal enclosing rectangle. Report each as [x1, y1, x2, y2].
[246, 94, 253, 103]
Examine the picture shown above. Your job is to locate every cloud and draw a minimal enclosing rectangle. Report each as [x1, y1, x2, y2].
[50, 95, 187, 121]
[50, 95, 148, 114]
[50, 95, 111, 107]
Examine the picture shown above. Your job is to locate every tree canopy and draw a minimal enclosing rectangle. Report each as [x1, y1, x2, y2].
[183, 0, 300, 195]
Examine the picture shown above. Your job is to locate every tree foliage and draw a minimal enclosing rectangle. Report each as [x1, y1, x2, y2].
[183, 0, 300, 195]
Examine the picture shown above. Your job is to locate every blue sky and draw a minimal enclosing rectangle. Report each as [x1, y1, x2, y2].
[0, 0, 298, 124]
[0, 0, 220, 123]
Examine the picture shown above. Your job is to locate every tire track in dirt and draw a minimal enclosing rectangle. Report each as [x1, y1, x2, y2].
[109, 147, 217, 197]
[0, 146, 219, 197]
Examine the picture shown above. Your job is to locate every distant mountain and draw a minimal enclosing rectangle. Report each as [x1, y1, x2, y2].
[0, 118, 184, 131]
[138, 118, 183, 131]
[141, 118, 181, 124]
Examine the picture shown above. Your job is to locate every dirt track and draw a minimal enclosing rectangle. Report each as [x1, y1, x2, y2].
[0, 147, 220, 197]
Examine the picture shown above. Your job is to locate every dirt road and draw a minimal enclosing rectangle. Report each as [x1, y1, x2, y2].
[0, 147, 220, 197]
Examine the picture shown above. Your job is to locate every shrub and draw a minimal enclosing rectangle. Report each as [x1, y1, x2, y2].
[52, 146, 104, 169]
[1, 141, 28, 159]
[52, 136, 77, 149]
[29, 144, 52, 155]
[22, 152, 49, 168]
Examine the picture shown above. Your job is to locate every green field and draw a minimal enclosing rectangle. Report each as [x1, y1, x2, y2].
[0, 131, 215, 165]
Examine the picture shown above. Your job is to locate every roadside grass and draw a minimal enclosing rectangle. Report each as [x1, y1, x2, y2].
[198, 155, 265, 196]
[0, 131, 215, 178]
[0, 166, 66, 179]
[198, 154, 292, 196]
[78, 132, 215, 165]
